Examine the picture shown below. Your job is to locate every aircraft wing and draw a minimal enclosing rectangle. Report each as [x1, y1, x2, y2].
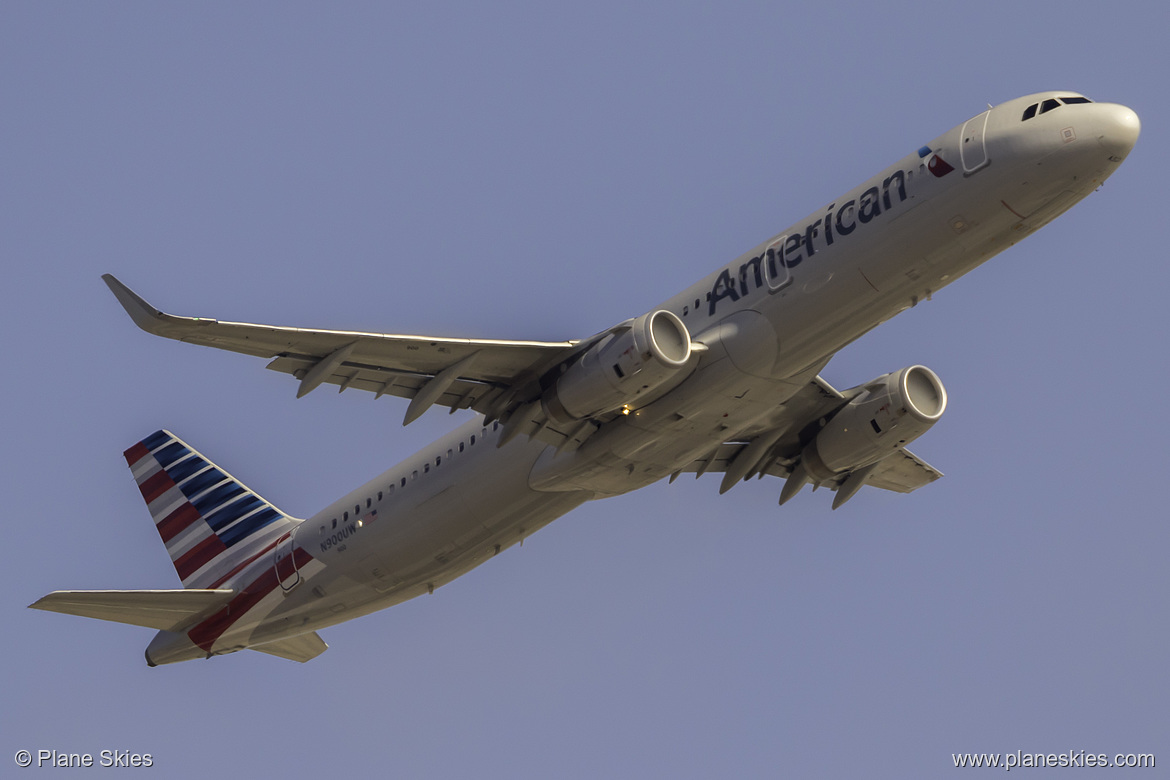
[103, 275, 581, 425]
[29, 589, 235, 632]
[679, 374, 943, 502]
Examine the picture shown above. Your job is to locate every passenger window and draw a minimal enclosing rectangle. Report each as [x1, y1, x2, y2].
[447, 449, 453, 458]
[424, 464, 430, 473]
[366, 498, 371, 508]
[319, 526, 324, 536]
[402, 477, 407, 486]
[1022, 103, 1038, 121]
[683, 305, 689, 316]
[459, 442, 465, 452]
[435, 456, 441, 466]
[1040, 98, 1060, 114]
[340, 513, 346, 523]
[470, 435, 476, 445]
[355, 505, 360, 515]
[411, 471, 417, 481]
[377, 491, 382, 501]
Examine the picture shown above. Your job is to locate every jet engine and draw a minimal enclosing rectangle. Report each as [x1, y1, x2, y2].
[543, 310, 693, 421]
[802, 365, 946, 481]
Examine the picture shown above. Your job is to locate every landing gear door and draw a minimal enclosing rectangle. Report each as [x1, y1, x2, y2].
[764, 236, 791, 292]
[274, 530, 301, 592]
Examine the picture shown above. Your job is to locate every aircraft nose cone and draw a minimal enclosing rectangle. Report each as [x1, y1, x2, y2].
[1098, 104, 1140, 159]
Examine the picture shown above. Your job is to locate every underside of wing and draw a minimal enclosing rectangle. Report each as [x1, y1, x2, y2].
[679, 373, 943, 508]
[103, 274, 581, 425]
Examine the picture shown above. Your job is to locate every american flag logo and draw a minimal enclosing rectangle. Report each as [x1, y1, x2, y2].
[919, 145, 954, 177]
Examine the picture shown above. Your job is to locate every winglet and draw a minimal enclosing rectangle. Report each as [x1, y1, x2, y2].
[102, 274, 215, 335]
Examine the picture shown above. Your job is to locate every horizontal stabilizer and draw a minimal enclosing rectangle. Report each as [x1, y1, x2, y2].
[249, 632, 329, 663]
[29, 589, 235, 632]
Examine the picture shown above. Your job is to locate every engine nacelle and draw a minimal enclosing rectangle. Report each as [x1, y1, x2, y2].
[544, 310, 692, 421]
[802, 365, 946, 481]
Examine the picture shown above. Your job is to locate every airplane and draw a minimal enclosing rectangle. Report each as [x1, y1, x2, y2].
[31, 91, 1139, 665]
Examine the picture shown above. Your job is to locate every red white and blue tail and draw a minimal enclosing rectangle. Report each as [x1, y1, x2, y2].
[123, 430, 299, 589]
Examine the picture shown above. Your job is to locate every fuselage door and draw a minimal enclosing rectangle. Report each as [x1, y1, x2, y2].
[274, 530, 301, 592]
[764, 236, 792, 292]
[960, 111, 991, 174]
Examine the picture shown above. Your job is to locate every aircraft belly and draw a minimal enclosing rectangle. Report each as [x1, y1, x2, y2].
[244, 440, 593, 639]
[300, 490, 590, 633]
[332, 439, 590, 603]
[529, 359, 813, 495]
[699, 310, 783, 379]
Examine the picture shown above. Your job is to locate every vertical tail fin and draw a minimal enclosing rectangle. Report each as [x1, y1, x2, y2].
[123, 430, 299, 589]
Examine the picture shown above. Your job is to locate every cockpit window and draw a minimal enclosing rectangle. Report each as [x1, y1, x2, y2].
[1023, 96, 1093, 121]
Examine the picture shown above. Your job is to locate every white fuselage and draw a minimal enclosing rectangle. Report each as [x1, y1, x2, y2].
[148, 92, 1140, 662]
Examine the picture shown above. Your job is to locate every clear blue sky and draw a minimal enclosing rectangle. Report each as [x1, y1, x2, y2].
[3, 2, 1166, 777]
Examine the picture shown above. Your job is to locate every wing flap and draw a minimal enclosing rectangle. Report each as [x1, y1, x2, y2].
[265, 355, 492, 405]
[29, 589, 235, 632]
[249, 632, 329, 663]
[864, 449, 944, 493]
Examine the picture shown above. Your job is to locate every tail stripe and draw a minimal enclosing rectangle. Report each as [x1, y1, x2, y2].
[153, 440, 190, 467]
[156, 503, 201, 543]
[180, 469, 228, 500]
[138, 470, 175, 504]
[193, 482, 246, 514]
[165, 454, 206, 483]
[206, 495, 264, 531]
[206, 537, 280, 590]
[175, 535, 229, 580]
[124, 441, 151, 467]
[188, 545, 318, 652]
[123, 430, 300, 589]
[210, 503, 271, 539]
[147, 487, 188, 519]
[219, 507, 280, 546]
[142, 430, 172, 451]
[164, 519, 211, 559]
